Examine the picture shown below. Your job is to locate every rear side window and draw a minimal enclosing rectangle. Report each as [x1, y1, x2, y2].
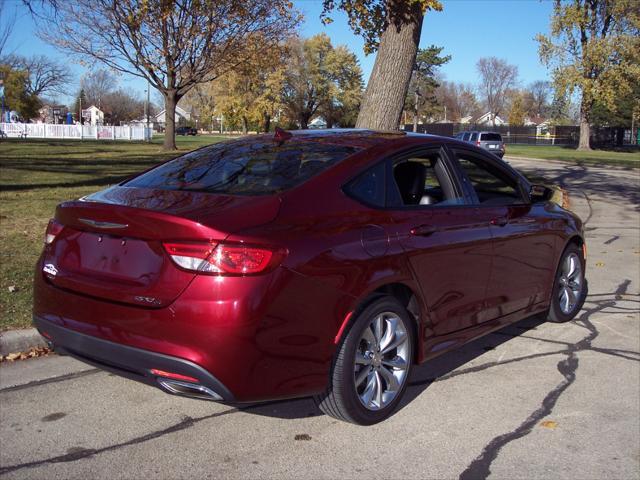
[344, 161, 386, 207]
[480, 133, 502, 141]
[469, 132, 478, 142]
[125, 138, 361, 195]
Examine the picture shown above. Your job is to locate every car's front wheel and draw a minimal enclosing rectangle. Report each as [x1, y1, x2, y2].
[315, 296, 414, 425]
[547, 243, 587, 322]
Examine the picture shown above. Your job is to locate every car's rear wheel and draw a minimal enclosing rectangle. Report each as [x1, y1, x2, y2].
[547, 243, 587, 323]
[314, 296, 414, 425]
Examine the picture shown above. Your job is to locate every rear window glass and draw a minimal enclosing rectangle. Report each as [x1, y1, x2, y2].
[125, 138, 361, 195]
[480, 133, 502, 141]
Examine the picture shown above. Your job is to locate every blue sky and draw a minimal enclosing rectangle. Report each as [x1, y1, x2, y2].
[1, 0, 554, 105]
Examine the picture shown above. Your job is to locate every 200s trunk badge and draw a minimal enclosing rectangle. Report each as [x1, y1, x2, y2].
[79, 218, 128, 229]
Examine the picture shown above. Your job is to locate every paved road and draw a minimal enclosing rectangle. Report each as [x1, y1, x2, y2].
[1, 158, 638, 480]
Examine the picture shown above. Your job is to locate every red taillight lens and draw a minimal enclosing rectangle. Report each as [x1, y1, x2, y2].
[162, 241, 285, 275]
[150, 369, 200, 383]
[44, 219, 64, 245]
[476, 141, 481, 146]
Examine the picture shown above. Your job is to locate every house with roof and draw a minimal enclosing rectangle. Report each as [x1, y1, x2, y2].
[81, 105, 104, 126]
[153, 105, 192, 129]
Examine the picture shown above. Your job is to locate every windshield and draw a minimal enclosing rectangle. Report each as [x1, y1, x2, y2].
[125, 137, 361, 195]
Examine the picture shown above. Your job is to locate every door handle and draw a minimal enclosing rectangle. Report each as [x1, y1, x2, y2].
[410, 224, 437, 236]
[491, 217, 509, 227]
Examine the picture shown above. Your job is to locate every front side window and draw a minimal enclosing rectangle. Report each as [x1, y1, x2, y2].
[454, 151, 523, 206]
[126, 138, 361, 195]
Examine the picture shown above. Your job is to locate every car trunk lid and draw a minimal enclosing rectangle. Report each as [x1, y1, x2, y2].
[42, 187, 281, 307]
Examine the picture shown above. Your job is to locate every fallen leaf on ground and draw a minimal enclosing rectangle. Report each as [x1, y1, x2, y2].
[0, 346, 52, 363]
[540, 420, 558, 429]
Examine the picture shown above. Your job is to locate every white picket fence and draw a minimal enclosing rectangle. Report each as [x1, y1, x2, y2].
[0, 122, 153, 141]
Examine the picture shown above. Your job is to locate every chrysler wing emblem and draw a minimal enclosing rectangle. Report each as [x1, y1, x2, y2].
[79, 218, 128, 229]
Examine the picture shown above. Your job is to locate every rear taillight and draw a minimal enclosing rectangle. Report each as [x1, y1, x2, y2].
[476, 141, 481, 146]
[162, 241, 285, 275]
[44, 219, 64, 245]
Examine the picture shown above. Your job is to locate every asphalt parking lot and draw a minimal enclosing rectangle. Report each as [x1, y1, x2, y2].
[1, 157, 638, 480]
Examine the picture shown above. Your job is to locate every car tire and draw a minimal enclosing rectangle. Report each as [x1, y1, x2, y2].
[314, 296, 414, 425]
[547, 243, 587, 323]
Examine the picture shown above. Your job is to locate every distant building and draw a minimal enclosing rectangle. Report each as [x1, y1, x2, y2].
[460, 112, 506, 126]
[308, 117, 327, 129]
[154, 105, 192, 129]
[82, 105, 104, 126]
[37, 105, 68, 124]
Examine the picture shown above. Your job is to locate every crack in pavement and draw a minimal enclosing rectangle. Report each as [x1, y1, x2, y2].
[457, 279, 629, 480]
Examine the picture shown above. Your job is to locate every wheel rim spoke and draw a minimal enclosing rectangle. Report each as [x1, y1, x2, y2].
[559, 287, 570, 313]
[372, 315, 384, 346]
[355, 366, 371, 387]
[361, 372, 376, 407]
[381, 330, 407, 355]
[566, 287, 577, 307]
[382, 355, 408, 370]
[378, 365, 400, 392]
[374, 371, 383, 408]
[379, 317, 396, 352]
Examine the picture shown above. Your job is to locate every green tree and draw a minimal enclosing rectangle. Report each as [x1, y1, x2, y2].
[0, 64, 41, 120]
[507, 92, 526, 126]
[322, 0, 443, 130]
[405, 45, 450, 130]
[318, 45, 363, 128]
[282, 34, 363, 129]
[72, 88, 87, 123]
[537, 0, 640, 150]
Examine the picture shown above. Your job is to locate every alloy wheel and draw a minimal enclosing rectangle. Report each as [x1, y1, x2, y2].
[558, 252, 583, 315]
[354, 312, 410, 411]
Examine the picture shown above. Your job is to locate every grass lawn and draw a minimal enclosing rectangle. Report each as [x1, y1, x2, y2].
[0, 134, 227, 330]
[506, 144, 640, 167]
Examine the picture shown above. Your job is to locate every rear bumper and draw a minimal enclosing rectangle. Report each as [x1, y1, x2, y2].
[34, 315, 234, 402]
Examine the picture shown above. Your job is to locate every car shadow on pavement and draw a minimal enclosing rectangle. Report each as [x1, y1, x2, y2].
[236, 314, 548, 422]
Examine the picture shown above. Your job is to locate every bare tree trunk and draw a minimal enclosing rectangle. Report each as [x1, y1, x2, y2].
[163, 90, 178, 150]
[577, 98, 591, 151]
[355, 1, 423, 131]
[241, 116, 248, 135]
[261, 112, 271, 133]
[299, 113, 309, 129]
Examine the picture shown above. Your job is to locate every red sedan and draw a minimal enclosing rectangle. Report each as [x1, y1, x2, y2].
[33, 129, 586, 425]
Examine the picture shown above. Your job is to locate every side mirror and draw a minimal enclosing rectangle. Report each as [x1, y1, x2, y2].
[529, 184, 553, 203]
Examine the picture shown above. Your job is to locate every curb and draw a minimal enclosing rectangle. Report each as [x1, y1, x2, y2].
[0, 328, 48, 356]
